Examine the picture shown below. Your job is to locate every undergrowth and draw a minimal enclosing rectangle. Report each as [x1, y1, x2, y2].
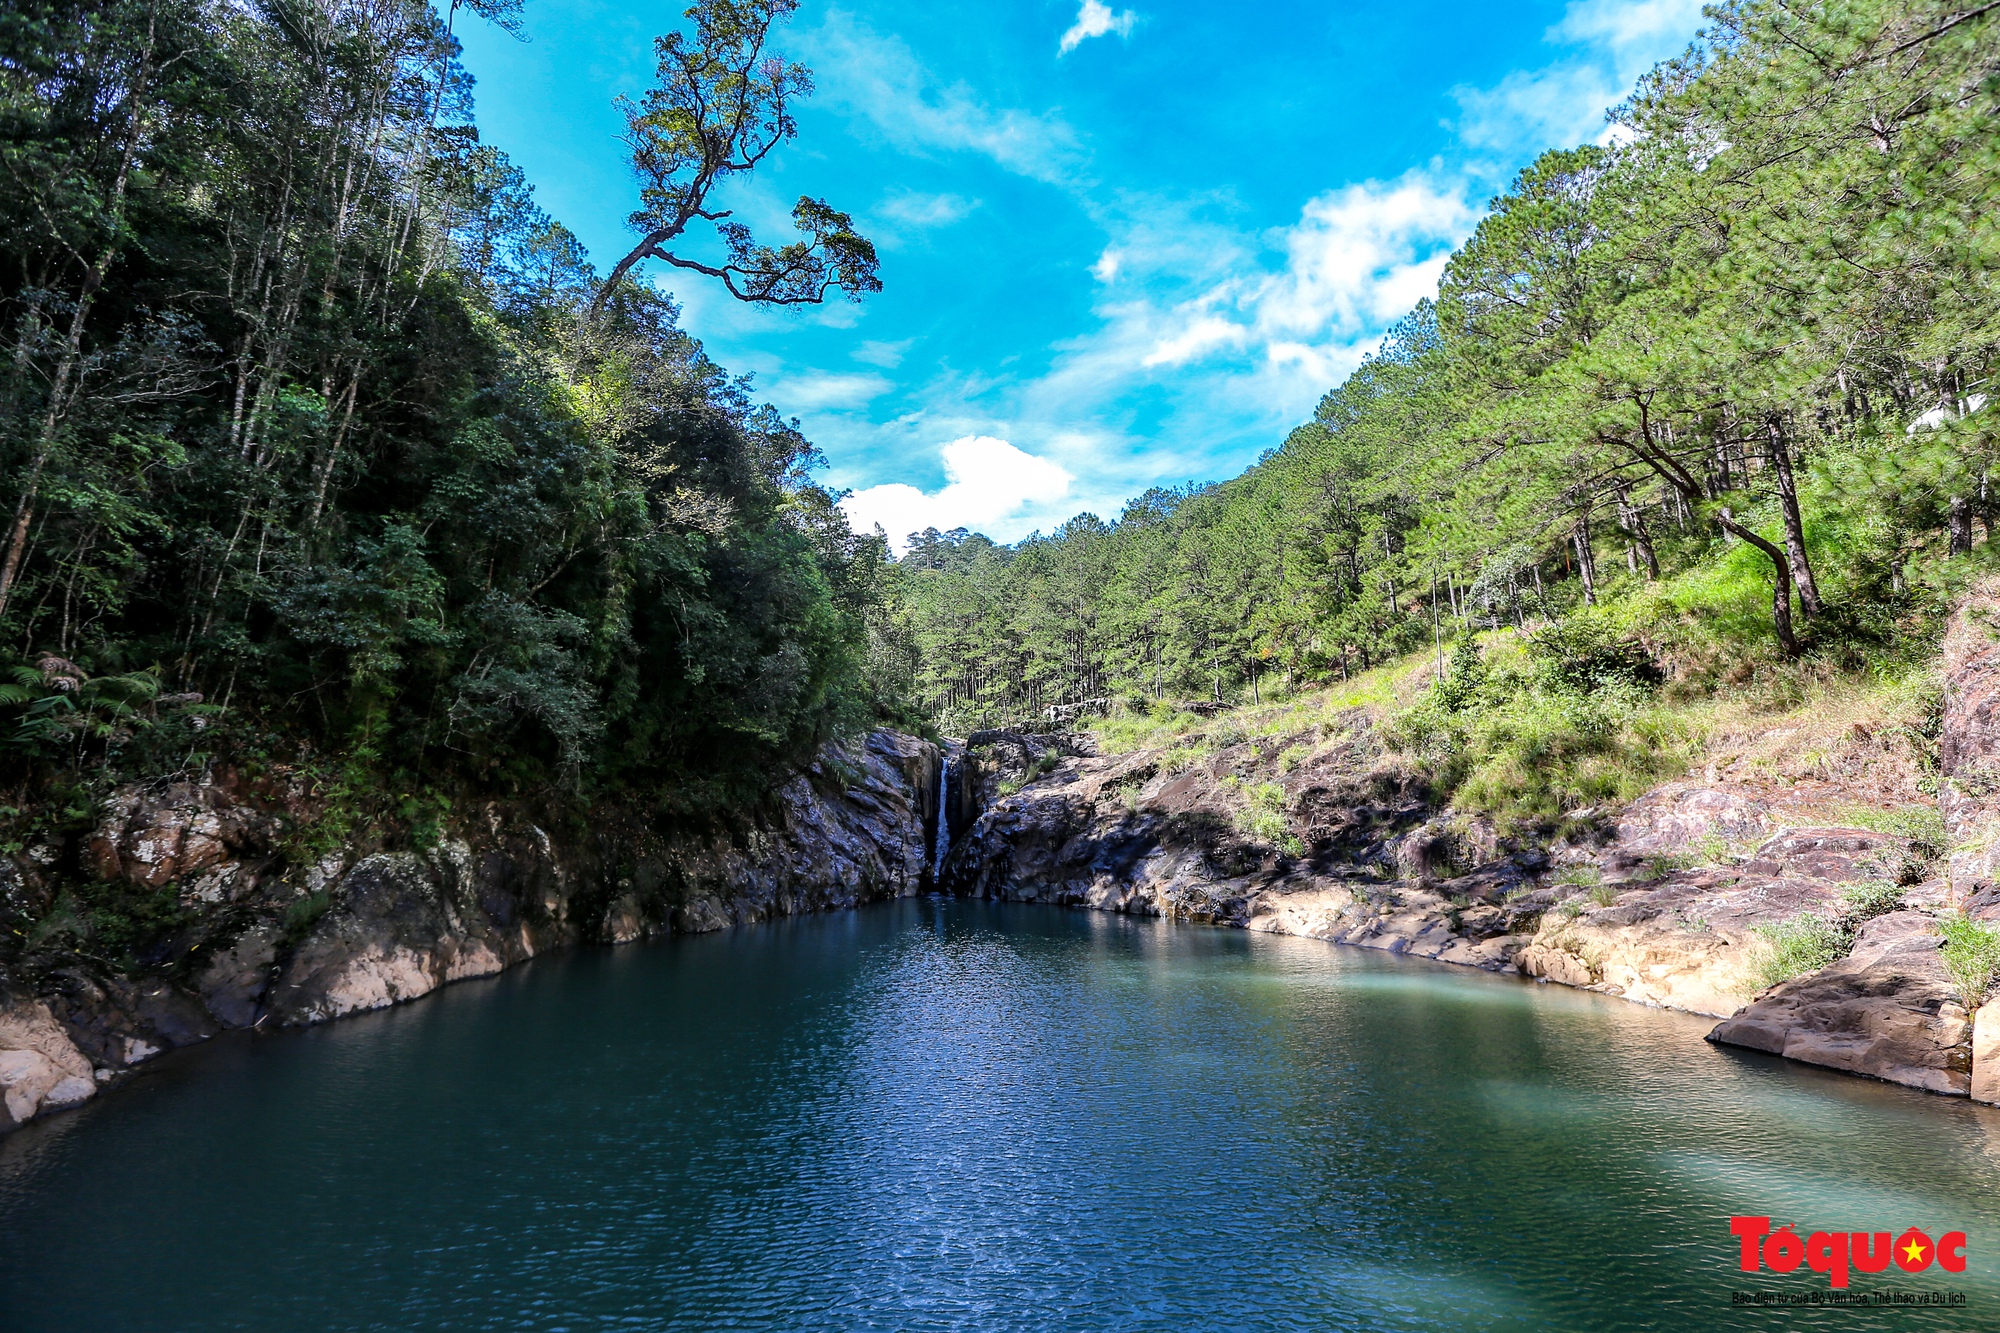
[1939, 914, 2000, 1007]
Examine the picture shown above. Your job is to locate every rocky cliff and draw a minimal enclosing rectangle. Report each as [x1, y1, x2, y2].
[14, 587, 2000, 1132]
[0, 730, 943, 1132]
[939, 600, 1999, 1104]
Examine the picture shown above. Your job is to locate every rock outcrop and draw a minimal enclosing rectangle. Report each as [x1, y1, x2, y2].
[1522, 824, 1926, 1019]
[0, 999, 97, 1131]
[1942, 576, 2000, 913]
[16, 579, 2000, 1129]
[940, 710, 1983, 1101]
[0, 730, 940, 1132]
[1709, 912, 1970, 1095]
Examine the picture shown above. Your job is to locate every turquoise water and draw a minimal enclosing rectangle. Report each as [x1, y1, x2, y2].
[3, 899, 1998, 1332]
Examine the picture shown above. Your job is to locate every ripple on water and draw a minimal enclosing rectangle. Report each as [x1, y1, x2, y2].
[1, 898, 1997, 1332]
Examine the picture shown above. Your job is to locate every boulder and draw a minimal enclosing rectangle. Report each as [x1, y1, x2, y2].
[1974, 1001, 2000, 1105]
[0, 998, 97, 1129]
[1708, 912, 1970, 1096]
[4, 729, 942, 1132]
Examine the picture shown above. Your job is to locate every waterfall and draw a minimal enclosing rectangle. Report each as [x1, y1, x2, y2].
[932, 751, 951, 882]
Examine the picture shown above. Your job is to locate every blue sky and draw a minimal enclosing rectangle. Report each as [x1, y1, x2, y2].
[457, 0, 1705, 547]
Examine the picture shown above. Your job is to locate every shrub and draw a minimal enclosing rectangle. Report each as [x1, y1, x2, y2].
[1236, 781, 1291, 846]
[1939, 914, 2000, 1007]
[1841, 805, 1948, 883]
[1751, 912, 1850, 990]
[1838, 879, 1906, 924]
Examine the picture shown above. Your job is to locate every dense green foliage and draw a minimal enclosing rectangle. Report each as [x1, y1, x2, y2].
[886, 0, 1999, 742]
[0, 0, 893, 811]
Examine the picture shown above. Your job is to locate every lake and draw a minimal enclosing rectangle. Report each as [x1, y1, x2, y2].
[3, 898, 1997, 1331]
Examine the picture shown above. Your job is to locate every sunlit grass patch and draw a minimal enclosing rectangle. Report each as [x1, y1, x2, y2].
[1750, 912, 1850, 990]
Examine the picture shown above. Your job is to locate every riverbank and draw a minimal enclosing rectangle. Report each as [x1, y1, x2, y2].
[0, 731, 946, 1132]
[14, 898, 1995, 1332]
[938, 590, 2000, 1107]
[10, 590, 2000, 1133]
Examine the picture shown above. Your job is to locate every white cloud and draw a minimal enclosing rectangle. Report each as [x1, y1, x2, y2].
[877, 189, 979, 229]
[770, 371, 894, 412]
[1552, 0, 1705, 52]
[1059, 1, 1137, 56]
[1453, 64, 1626, 152]
[1452, 0, 1704, 153]
[804, 0, 1707, 548]
[807, 12, 1084, 186]
[840, 436, 1074, 547]
[852, 339, 915, 369]
[1135, 174, 1475, 374]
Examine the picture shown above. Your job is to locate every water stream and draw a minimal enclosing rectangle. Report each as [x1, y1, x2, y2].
[933, 753, 951, 880]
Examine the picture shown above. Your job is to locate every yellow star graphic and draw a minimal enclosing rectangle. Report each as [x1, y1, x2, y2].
[1902, 1238, 1928, 1265]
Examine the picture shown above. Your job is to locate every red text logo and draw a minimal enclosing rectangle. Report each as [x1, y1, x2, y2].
[1730, 1217, 1967, 1290]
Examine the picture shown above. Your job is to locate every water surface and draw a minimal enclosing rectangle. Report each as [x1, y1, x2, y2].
[4, 899, 1998, 1331]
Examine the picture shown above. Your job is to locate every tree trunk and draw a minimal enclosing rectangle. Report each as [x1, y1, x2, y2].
[1949, 496, 1974, 557]
[0, 15, 159, 620]
[1573, 513, 1597, 606]
[1615, 486, 1660, 581]
[1765, 419, 1821, 616]
[1719, 509, 1798, 657]
[1621, 420, 1799, 657]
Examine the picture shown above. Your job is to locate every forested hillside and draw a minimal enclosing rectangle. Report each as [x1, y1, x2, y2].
[883, 0, 1998, 747]
[0, 0, 893, 822]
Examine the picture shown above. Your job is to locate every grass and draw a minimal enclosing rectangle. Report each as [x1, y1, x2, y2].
[1750, 911, 1851, 990]
[1081, 561, 1945, 857]
[1836, 804, 1948, 882]
[280, 888, 334, 948]
[1838, 878, 1907, 922]
[1087, 651, 1432, 759]
[1233, 780, 1304, 855]
[1939, 913, 2000, 1007]
[1389, 627, 1701, 831]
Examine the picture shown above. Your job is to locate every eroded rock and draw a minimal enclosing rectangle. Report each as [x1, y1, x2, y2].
[2, 729, 941, 1132]
[1709, 913, 1969, 1095]
[0, 998, 96, 1129]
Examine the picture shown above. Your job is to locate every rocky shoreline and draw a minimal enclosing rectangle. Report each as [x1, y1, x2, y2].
[934, 589, 2000, 1106]
[1, 732, 947, 1132]
[11, 597, 2000, 1133]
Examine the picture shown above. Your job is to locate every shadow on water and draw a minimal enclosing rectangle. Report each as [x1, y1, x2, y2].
[2, 896, 1997, 1332]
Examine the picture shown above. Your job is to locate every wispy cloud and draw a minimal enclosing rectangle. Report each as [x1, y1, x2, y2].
[1451, 0, 1704, 153]
[877, 189, 979, 230]
[1059, 1, 1138, 56]
[852, 339, 915, 369]
[806, 11, 1085, 186]
[799, 0, 1703, 545]
[767, 371, 895, 412]
[1099, 174, 1474, 390]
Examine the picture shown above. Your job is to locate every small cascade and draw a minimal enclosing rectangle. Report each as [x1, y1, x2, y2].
[932, 751, 952, 882]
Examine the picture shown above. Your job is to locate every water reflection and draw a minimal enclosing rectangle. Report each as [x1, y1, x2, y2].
[0, 898, 1996, 1332]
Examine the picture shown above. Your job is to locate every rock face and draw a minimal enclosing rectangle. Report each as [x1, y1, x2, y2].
[1943, 577, 2000, 913]
[941, 715, 1986, 1102]
[0, 730, 938, 1132]
[1521, 824, 1922, 1019]
[1710, 912, 1969, 1095]
[942, 721, 1539, 967]
[0, 1000, 96, 1130]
